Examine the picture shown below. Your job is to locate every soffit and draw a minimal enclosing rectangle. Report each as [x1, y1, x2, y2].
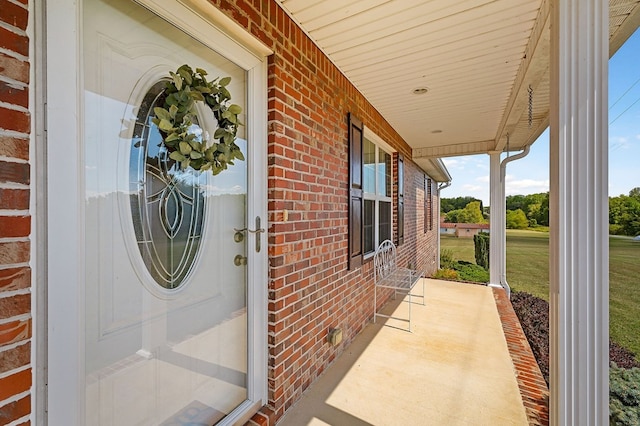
[275, 0, 640, 165]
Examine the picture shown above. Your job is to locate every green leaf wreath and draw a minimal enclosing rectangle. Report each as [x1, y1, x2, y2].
[152, 64, 244, 175]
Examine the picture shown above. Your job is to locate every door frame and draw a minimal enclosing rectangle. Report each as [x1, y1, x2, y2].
[44, 0, 271, 424]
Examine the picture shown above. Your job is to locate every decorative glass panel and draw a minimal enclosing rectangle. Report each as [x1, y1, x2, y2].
[129, 81, 207, 290]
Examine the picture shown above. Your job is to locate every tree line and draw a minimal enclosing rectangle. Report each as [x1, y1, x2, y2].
[441, 187, 640, 236]
[610, 187, 640, 236]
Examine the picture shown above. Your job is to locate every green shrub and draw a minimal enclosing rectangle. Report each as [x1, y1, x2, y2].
[610, 224, 625, 235]
[610, 365, 640, 425]
[506, 208, 529, 229]
[452, 262, 490, 283]
[432, 268, 458, 280]
[473, 232, 490, 269]
[440, 249, 456, 269]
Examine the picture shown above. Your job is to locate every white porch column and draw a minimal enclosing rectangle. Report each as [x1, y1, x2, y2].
[549, 0, 609, 424]
[488, 151, 503, 288]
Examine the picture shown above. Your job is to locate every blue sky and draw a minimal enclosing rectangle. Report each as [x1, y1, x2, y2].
[442, 29, 640, 205]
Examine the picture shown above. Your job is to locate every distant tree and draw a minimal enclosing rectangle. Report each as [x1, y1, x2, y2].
[445, 201, 485, 223]
[506, 194, 526, 212]
[441, 196, 483, 214]
[445, 209, 463, 223]
[462, 201, 485, 223]
[444, 210, 462, 223]
[609, 192, 640, 236]
[506, 209, 529, 229]
[448, 192, 551, 226]
[630, 187, 640, 200]
[506, 192, 549, 226]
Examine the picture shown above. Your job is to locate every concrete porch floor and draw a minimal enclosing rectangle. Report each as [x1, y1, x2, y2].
[278, 279, 532, 426]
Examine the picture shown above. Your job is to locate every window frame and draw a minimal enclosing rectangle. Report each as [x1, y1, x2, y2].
[362, 128, 394, 259]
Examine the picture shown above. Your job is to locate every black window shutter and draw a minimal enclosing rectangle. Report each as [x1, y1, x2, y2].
[428, 177, 433, 231]
[397, 154, 404, 245]
[424, 176, 433, 233]
[348, 113, 364, 269]
[424, 175, 429, 233]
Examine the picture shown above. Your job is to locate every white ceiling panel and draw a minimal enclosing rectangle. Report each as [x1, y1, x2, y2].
[276, 0, 640, 164]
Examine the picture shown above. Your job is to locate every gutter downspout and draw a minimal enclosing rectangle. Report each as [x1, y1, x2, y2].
[498, 144, 531, 298]
[436, 181, 452, 269]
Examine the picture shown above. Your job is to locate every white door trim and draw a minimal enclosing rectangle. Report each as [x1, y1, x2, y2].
[46, 0, 84, 422]
[45, 1, 270, 424]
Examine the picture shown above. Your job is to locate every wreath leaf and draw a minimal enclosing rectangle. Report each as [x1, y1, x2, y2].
[171, 73, 183, 91]
[169, 151, 185, 162]
[154, 107, 171, 121]
[164, 133, 180, 142]
[155, 64, 244, 174]
[158, 119, 173, 132]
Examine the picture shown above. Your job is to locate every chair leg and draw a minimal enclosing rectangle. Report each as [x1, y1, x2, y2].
[373, 285, 377, 323]
[408, 289, 412, 332]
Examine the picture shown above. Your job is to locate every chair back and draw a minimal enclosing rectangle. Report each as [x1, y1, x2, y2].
[374, 240, 397, 281]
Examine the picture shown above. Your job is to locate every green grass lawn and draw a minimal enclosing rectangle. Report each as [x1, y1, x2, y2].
[441, 231, 640, 358]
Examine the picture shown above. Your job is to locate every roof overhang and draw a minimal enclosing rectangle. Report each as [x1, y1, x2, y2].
[276, 0, 640, 176]
[415, 157, 452, 183]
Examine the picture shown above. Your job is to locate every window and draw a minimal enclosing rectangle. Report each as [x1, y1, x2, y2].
[397, 155, 404, 245]
[363, 137, 392, 255]
[348, 113, 393, 268]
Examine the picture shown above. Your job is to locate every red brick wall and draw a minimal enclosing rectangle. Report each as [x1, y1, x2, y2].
[1, 0, 441, 424]
[207, 1, 440, 424]
[0, 0, 32, 424]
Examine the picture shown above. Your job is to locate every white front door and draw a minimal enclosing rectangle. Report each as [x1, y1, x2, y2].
[46, 0, 269, 424]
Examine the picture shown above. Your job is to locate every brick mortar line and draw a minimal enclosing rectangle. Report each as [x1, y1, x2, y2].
[5, 414, 31, 426]
[0, 182, 30, 190]
[0, 313, 30, 325]
[0, 338, 29, 353]
[0, 128, 30, 139]
[0, 75, 28, 89]
[0, 236, 30, 243]
[492, 288, 549, 426]
[5, 0, 28, 10]
[0, 363, 30, 381]
[0, 100, 29, 114]
[0, 20, 28, 37]
[0, 263, 30, 271]
[0, 288, 30, 298]
[0, 210, 30, 216]
[0, 390, 30, 412]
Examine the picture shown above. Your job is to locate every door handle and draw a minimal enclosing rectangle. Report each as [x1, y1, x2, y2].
[250, 216, 264, 253]
[233, 217, 264, 252]
[233, 216, 267, 253]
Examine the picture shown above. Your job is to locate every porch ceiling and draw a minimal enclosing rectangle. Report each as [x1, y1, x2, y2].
[276, 0, 640, 164]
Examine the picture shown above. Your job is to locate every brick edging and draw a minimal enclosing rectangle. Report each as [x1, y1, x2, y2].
[492, 288, 549, 426]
